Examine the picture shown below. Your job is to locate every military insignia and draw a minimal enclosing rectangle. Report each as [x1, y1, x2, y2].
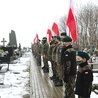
[65, 54, 68, 56]
[85, 72, 88, 75]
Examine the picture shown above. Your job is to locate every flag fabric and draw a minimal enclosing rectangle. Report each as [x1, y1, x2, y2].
[52, 22, 60, 36]
[33, 37, 36, 43]
[66, 1, 77, 42]
[47, 29, 52, 42]
[33, 34, 39, 43]
[36, 34, 39, 40]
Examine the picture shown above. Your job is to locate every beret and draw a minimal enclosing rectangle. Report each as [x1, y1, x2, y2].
[42, 37, 47, 40]
[52, 36, 57, 38]
[61, 32, 67, 36]
[56, 36, 61, 41]
[77, 51, 90, 60]
[62, 36, 72, 42]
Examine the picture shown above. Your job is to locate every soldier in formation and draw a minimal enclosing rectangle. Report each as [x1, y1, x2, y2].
[31, 32, 93, 98]
[75, 51, 93, 98]
[36, 39, 42, 66]
[41, 37, 49, 73]
[48, 36, 57, 79]
[54, 36, 63, 86]
[61, 36, 77, 98]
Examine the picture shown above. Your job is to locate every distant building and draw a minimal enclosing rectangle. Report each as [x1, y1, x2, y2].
[9, 30, 17, 48]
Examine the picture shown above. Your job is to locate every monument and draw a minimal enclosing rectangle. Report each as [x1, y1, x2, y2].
[9, 30, 17, 48]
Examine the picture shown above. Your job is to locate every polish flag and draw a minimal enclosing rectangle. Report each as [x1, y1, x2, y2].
[52, 22, 60, 36]
[47, 29, 52, 42]
[66, 0, 77, 42]
[33, 34, 39, 43]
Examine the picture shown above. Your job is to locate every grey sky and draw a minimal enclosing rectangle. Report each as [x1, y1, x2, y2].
[0, 0, 97, 47]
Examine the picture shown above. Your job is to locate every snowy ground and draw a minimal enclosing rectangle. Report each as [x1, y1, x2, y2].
[90, 73, 98, 98]
[0, 52, 30, 98]
[0, 52, 98, 98]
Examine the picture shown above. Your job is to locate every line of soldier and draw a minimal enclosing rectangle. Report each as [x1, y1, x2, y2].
[31, 32, 93, 98]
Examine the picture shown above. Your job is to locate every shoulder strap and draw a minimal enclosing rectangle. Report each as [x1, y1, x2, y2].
[66, 48, 75, 52]
[78, 65, 91, 73]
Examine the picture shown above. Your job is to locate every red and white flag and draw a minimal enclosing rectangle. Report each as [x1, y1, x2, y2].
[36, 34, 39, 40]
[52, 22, 60, 36]
[47, 29, 52, 42]
[33, 34, 39, 43]
[66, 0, 77, 42]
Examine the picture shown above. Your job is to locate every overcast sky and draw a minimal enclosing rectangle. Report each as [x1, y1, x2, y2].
[0, 0, 97, 47]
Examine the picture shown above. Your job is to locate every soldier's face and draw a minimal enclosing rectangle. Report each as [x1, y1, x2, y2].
[76, 56, 86, 64]
[63, 42, 71, 47]
[76, 56, 83, 61]
[60, 35, 66, 39]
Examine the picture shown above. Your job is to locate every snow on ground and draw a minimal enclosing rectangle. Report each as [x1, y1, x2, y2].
[0, 52, 98, 98]
[0, 52, 30, 98]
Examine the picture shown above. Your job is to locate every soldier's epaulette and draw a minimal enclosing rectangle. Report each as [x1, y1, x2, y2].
[78, 65, 92, 73]
[66, 48, 75, 52]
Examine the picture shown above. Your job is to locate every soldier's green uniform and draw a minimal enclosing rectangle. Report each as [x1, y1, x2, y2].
[48, 39, 56, 78]
[32, 43, 37, 57]
[61, 36, 77, 98]
[54, 36, 63, 86]
[36, 40, 42, 66]
[53, 33, 67, 86]
[52, 41, 58, 80]
[56, 45, 63, 74]
[41, 37, 49, 73]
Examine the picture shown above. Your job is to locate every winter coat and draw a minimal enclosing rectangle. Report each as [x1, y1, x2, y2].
[75, 63, 93, 98]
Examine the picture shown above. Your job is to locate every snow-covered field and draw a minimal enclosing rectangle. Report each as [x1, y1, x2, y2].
[0, 52, 30, 98]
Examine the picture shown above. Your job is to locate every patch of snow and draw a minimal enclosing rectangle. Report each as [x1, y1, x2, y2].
[0, 52, 30, 98]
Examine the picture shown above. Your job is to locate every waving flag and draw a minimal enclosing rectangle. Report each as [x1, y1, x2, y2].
[52, 22, 60, 36]
[36, 34, 39, 40]
[66, 0, 77, 42]
[33, 34, 39, 43]
[47, 29, 52, 42]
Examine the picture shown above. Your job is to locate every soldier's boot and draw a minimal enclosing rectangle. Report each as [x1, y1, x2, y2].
[64, 96, 68, 98]
[64, 95, 68, 98]
[43, 68, 49, 73]
[50, 74, 56, 80]
[64, 91, 68, 98]
[53, 77, 59, 83]
[42, 66, 46, 70]
[54, 79, 63, 86]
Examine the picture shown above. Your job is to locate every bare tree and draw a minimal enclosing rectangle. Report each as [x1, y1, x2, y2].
[76, 3, 98, 50]
[59, 3, 98, 50]
[58, 15, 67, 33]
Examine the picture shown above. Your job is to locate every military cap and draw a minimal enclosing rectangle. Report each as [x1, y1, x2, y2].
[42, 37, 47, 40]
[56, 36, 61, 41]
[62, 36, 72, 42]
[60, 32, 67, 36]
[52, 36, 57, 38]
[77, 51, 90, 60]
